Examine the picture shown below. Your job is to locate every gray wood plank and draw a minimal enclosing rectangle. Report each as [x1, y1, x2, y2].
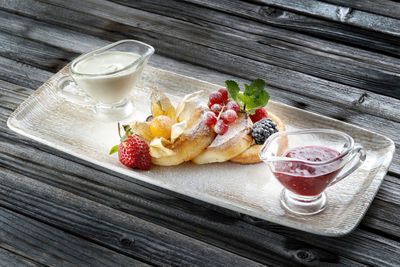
[34, 0, 400, 99]
[250, 0, 400, 37]
[0, 31, 74, 71]
[0, 56, 52, 89]
[109, 0, 400, 96]
[0, 6, 399, 124]
[244, 219, 400, 267]
[3, 6, 400, 125]
[0, 247, 43, 267]
[0, 167, 271, 267]
[182, 0, 400, 56]
[321, 0, 400, 20]
[0, 207, 148, 266]
[7, 0, 400, 75]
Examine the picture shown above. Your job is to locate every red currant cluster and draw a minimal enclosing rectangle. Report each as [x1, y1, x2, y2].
[204, 88, 241, 135]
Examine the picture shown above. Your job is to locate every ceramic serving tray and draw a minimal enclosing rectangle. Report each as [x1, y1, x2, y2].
[7, 65, 395, 236]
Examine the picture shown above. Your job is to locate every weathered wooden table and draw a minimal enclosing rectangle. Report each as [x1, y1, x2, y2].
[1, 0, 400, 266]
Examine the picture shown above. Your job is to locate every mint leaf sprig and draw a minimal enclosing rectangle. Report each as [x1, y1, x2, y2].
[225, 79, 269, 115]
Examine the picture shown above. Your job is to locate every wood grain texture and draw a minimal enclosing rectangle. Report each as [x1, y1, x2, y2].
[7, 0, 400, 75]
[0, 79, 397, 266]
[35, 0, 400, 99]
[183, 0, 400, 57]
[0, 248, 42, 267]
[0, 39, 399, 177]
[0, 167, 269, 267]
[0, 56, 52, 89]
[0, 127, 373, 266]
[0, 0, 399, 265]
[249, 0, 400, 37]
[0, 206, 147, 266]
[2, 1, 400, 115]
[321, 0, 400, 20]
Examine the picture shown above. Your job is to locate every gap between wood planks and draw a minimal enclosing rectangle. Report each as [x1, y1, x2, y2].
[0, 247, 43, 267]
[29, 0, 400, 99]
[179, 0, 400, 57]
[0, 145, 388, 266]
[111, 0, 400, 72]
[321, 0, 400, 20]
[0, 9, 399, 123]
[0, 0, 400, 111]
[0, 206, 148, 266]
[247, 0, 400, 37]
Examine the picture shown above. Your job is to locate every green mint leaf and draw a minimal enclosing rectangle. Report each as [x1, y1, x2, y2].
[109, 145, 119, 155]
[225, 78, 270, 114]
[243, 79, 269, 114]
[225, 80, 240, 102]
[237, 94, 252, 106]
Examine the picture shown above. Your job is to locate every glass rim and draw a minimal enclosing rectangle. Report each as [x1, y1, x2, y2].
[259, 128, 355, 166]
[70, 39, 154, 77]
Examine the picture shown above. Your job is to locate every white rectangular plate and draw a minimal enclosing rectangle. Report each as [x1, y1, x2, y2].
[8, 66, 395, 236]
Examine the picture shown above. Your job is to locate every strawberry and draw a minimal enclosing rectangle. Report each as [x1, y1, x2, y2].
[130, 136, 151, 170]
[249, 108, 268, 123]
[118, 137, 137, 168]
[116, 135, 151, 170]
[110, 124, 152, 170]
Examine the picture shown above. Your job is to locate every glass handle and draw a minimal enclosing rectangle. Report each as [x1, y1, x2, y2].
[57, 76, 96, 106]
[329, 144, 366, 186]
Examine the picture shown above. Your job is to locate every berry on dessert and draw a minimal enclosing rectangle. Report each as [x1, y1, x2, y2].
[209, 91, 224, 106]
[251, 118, 278, 145]
[150, 115, 174, 139]
[206, 89, 241, 135]
[218, 88, 228, 103]
[210, 103, 223, 115]
[204, 111, 217, 126]
[111, 134, 152, 170]
[226, 101, 240, 113]
[221, 109, 237, 124]
[214, 119, 229, 135]
[249, 108, 268, 123]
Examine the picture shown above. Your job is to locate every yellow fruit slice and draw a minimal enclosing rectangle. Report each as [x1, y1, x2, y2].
[151, 88, 176, 121]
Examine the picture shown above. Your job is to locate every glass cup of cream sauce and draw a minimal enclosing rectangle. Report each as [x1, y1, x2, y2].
[58, 40, 154, 119]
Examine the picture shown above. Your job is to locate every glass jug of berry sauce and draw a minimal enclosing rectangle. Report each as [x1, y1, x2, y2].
[259, 129, 366, 215]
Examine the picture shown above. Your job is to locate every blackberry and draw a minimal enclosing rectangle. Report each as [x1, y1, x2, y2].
[251, 118, 279, 145]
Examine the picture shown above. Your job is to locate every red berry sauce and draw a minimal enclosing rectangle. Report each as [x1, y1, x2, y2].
[274, 146, 343, 196]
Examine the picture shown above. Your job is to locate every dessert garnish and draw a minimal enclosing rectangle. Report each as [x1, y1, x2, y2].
[225, 79, 269, 116]
[109, 78, 286, 168]
[109, 123, 152, 170]
[205, 78, 270, 135]
[251, 118, 279, 144]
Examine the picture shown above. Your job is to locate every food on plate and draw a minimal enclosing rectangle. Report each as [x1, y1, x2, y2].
[150, 106, 216, 166]
[110, 78, 287, 169]
[192, 112, 253, 164]
[150, 115, 174, 139]
[109, 127, 152, 170]
[230, 112, 286, 164]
